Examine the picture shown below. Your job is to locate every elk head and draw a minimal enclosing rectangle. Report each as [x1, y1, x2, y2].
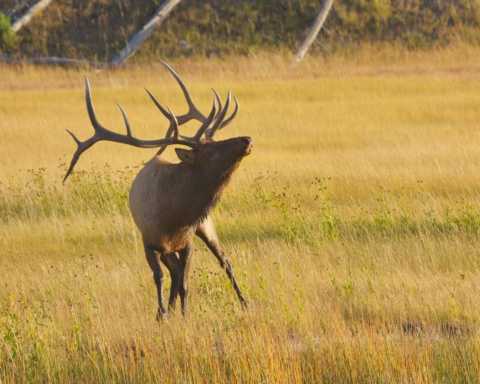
[175, 136, 252, 180]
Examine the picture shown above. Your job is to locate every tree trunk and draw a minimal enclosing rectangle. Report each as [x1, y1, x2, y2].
[11, 0, 53, 32]
[0, 54, 96, 67]
[111, 0, 182, 67]
[293, 0, 334, 63]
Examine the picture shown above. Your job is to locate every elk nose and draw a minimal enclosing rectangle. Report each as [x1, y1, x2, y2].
[241, 136, 252, 154]
[241, 136, 251, 145]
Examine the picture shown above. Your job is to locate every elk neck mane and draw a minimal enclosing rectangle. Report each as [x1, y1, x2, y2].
[179, 160, 240, 228]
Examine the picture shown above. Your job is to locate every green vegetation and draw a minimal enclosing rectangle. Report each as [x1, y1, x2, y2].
[1, 0, 480, 60]
[5, 168, 480, 245]
[0, 12, 16, 53]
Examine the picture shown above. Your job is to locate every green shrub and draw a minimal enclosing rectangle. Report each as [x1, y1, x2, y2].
[0, 12, 16, 52]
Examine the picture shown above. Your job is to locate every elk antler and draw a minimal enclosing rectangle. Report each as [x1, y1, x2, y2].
[205, 91, 240, 140]
[145, 88, 217, 155]
[63, 79, 196, 183]
[145, 61, 239, 143]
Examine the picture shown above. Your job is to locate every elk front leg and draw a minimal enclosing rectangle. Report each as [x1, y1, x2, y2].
[144, 244, 167, 320]
[178, 244, 192, 316]
[196, 218, 248, 308]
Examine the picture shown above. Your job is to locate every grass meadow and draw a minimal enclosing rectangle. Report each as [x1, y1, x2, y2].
[2, 46, 480, 382]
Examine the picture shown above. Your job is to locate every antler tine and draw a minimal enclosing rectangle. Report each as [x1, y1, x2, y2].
[212, 88, 222, 112]
[145, 89, 179, 139]
[206, 91, 231, 139]
[63, 130, 88, 183]
[192, 100, 217, 142]
[218, 95, 239, 130]
[156, 107, 179, 156]
[66, 129, 81, 145]
[160, 60, 207, 124]
[117, 104, 133, 137]
[63, 79, 196, 183]
[145, 88, 169, 116]
[85, 78, 106, 133]
[147, 87, 215, 144]
[165, 106, 179, 139]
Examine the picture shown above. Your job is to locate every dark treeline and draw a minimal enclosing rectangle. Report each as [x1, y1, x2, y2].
[0, 0, 479, 61]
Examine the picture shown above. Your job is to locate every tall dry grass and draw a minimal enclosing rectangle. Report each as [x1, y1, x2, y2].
[2, 46, 480, 382]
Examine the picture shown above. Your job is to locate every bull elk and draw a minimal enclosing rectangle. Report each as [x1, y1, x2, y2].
[64, 62, 251, 319]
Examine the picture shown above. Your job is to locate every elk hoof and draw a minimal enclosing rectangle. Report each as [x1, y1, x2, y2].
[155, 308, 167, 321]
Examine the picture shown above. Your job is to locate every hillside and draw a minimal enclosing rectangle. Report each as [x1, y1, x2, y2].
[1, 0, 480, 61]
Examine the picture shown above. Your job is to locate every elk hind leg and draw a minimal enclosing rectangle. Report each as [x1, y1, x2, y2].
[178, 244, 192, 316]
[160, 252, 181, 312]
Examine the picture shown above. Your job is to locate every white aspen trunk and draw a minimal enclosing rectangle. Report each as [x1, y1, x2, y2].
[11, 0, 53, 32]
[111, 0, 182, 67]
[294, 0, 334, 63]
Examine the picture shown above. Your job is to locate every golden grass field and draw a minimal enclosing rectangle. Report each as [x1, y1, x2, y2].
[2, 45, 480, 382]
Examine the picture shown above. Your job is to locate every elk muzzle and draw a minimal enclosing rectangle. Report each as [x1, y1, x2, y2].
[239, 136, 253, 156]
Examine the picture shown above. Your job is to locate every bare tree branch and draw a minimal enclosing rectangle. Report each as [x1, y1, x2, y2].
[11, 0, 53, 32]
[294, 0, 334, 63]
[111, 0, 182, 67]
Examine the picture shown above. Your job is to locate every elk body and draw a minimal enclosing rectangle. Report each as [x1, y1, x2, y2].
[65, 62, 251, 319]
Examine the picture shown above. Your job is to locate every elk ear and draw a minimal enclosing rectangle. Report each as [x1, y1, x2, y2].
[175, 148, 196, 164]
